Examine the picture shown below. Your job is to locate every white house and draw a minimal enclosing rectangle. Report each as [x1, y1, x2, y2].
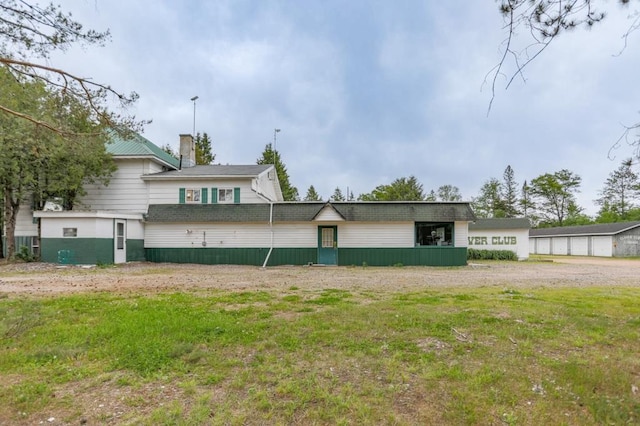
[28, 132, 477, 266]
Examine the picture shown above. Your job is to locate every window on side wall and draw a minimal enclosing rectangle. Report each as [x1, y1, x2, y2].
[186, 189, 201, 203]
[63, 228, 77, 237]
[415, 222, 454, 246]
[218, 188, 234, 203]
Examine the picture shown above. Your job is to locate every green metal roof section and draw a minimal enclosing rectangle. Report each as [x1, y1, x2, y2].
[469, 218, 531, 231]
[106, 130, 180, 169]
[146, 202, 476, 223]
[530, 221, 640, 237]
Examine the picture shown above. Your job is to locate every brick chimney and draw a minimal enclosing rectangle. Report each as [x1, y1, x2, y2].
[179, 134, 196, 168]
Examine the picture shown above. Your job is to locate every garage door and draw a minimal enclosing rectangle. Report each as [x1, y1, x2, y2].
[591, 236, 612, 257]
[570, 237, 588, 256]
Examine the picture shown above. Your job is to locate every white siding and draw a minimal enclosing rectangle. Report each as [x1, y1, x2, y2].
[253, 171, 282, 201]
[454, 221, 469, 248]
[592, 236, 613, 257]
[148, 179, 266, 204]
[145, 223, 318, 248]
[15, 202, 38, 236]
[338, 223, 413, 248]
[552, 237, 569, 255]
[315, 207, 345, 222]
[41, 217, 112, 239]
[128, 220, 144, 240]
[570, 237, 589, 256]
[467, 228, 529, 259]
[78, 159, 160, 213]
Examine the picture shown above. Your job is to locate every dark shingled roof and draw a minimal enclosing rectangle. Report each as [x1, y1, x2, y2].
[146, 202, 476, 223]
[469, 218, 531, 231]
[143, 164, 271, 179]
[529, 221, 640, 237]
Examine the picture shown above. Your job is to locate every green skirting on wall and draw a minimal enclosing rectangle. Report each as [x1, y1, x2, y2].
[337, 247, 468, 266]
[145, 247, 468, 267]
[126, 239, 146, 262]
[40, 238, 114, 265]
[145, 247, 317, 266]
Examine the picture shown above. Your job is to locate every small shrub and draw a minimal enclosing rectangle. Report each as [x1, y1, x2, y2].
[15, 246, 37, 262]
[467, 248, 517, 261]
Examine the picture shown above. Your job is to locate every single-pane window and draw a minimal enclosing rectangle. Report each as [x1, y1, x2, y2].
[63, 228, 77, 237]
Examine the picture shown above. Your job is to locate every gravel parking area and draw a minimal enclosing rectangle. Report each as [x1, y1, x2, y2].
[1, 257, 638, 297]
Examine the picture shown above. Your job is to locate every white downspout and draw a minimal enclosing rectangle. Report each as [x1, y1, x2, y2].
[262, 202, 274, 268]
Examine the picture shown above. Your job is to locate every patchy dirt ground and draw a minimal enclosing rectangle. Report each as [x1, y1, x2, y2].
[1, 257, 639, 425]
[1, 256, 639, 297]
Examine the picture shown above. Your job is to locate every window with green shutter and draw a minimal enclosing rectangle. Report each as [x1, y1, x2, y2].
[179, 188, 186, 204]
[234, 187, 241, 204]
[201, 188, 208, 204]
[211, 187, 218, 204]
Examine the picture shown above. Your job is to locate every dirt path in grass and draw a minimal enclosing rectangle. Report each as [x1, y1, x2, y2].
[1, 256, 639, 297]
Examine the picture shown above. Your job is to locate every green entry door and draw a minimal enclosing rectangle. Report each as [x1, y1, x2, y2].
[318, 226, 338, 265]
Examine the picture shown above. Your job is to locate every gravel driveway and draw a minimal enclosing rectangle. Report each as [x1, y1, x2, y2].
[1, 256, 638, 297]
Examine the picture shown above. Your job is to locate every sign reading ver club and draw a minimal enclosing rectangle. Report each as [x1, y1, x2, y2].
[468, 236, 517, 245]
[467, 218, 531, 260]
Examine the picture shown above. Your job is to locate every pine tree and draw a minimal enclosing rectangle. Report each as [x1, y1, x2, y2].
[330, 187, 345, 201]
[501, 165, 520, 217]
[195, 132, 215, 165]
[304, 185, 322, 201]
[256, 143, 299, 201]
[595, 158, 640, 221]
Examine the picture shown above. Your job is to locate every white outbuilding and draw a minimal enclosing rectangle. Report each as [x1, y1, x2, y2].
[529, 221, 640, 257]
[468, 218, 531, 260]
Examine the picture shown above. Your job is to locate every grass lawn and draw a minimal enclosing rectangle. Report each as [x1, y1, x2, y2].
[1, 280, 639, 424]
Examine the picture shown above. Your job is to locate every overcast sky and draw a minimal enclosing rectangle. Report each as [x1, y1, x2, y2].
[52, 1, 640, 214]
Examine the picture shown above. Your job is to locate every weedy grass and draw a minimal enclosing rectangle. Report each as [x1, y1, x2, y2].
[0, 286, 639, 424]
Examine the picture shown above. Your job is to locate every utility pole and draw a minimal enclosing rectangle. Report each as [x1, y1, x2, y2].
[190, 96, 199, 137]
[273, 128, 281, 167]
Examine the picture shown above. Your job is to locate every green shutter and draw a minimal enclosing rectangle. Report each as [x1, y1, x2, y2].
[234, 187, 241, 204]
[211, 187, 218, 204]
[179, 188, 186, 204]
[201, 188, 208, 204]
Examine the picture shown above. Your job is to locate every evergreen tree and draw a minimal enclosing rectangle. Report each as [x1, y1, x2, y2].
[330, 187, 345, 201]
[501, 165, 520, 217]
[520, 180, 536, 220]
[195, 132, 215, 165]
[304, 185, 322, 201]
[595, 158, 640, 221]
[256, 143, 299, 201]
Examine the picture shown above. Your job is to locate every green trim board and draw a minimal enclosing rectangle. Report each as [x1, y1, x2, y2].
[145, 246, 467, 267]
